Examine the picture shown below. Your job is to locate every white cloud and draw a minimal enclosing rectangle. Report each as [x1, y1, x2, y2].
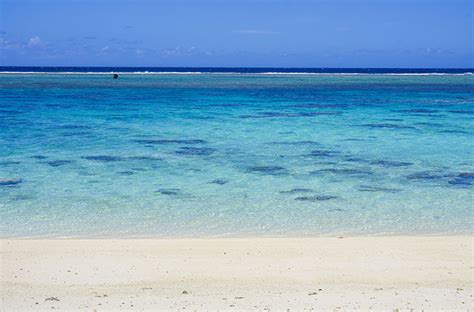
[28, 36, 44, 47]
[160, 46, 202, 57]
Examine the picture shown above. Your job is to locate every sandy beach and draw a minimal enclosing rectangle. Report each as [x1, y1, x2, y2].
[1, 236, 472, 310]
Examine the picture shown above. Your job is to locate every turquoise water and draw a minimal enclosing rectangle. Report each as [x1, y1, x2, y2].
[0, 74, 473, 237]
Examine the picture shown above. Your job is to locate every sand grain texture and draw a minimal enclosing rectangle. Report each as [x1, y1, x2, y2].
[1, 236, 472, 310]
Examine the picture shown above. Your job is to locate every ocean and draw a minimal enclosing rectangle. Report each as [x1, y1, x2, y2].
[0, 68, 473, 237]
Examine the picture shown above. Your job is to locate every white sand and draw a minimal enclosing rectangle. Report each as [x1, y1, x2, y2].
[1, 236, 472, 310]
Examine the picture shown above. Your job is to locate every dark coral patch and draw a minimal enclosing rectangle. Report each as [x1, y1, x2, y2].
[134, 139, 208, 145]
[370, 160, 413, 167]
[55, 124, 91, 130]
[448, 172, 474, 186]
[247, 166, 287, 175]
[449, 110, 474, 115]
[311, 168, 373, 176]
[157, 188, 180, 195]
[31, 155, 48, 160]
[0, 178, 22, 186]
[209, 179, 228, 185]
[82, 156, 125, 162]
[407, 171, 447, 180]
[395, 109, 438, 114]
[361, 123, 416, 130]
[295, 195, 337, 201]
[46, 160, 72, 167]
[280, 188, 313, 194]
[439, 130, 470, 134]
[306, 150, 340, 157]
[358, 185, 400, 193]
[269, 141, 320, 146]
[240, 111, 340, 119]
[127, 156, 162, 161]
[119, 171, 135, 176]
[0, 160, 21, 166]
[175, 147, 215, 156]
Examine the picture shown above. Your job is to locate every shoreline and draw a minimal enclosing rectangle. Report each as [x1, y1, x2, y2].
[1, 232, 472, 240]
[2, 236, 472, 310]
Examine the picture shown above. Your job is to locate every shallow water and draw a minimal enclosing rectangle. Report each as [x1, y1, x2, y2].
[0, 73, 473, 237]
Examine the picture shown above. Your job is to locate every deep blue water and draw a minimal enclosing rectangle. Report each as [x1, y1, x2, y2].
[0, 72, 473, 237]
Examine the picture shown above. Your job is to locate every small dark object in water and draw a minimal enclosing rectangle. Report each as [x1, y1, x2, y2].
[113, 74, 119, 79]
[0, 178, 23, 186]
[358, 185, 400, 193]
[127, 156, 162, 161]
[306, 150, 339, 157]
[209, 179, 228, 185]
[119, 171, 135, 176]
[46, 160, 72, 167]
[295, 195, 337, 201]
[0, 160, 21, 166]
[311, 168, 372, 176]
[448, 172, 474, 186]
[370, 160, 413, 167]
[247, 166, 287, 175]
[82, 155, 124, 162]
[361, 123, 416, 130]
[175, 147, 215, 156]
[134, 139, 208, 145]
[31, 155, 48, 160]
[280, 188, 313, 194]
[407, 171, 446, 180]
[157, 188, 180, 195]
[395, 109, 438, 114]
[269, 140, 320, 146]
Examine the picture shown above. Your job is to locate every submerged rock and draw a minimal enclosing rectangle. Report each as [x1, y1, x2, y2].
[448, 172, 474, 186]
[370, 160, 413, 167]
[0, 160, 21, 166]
[269, 140, 321, 146]
[449, 110, 474, 115]
[361, 123, 416, 130]
[175, 147, 215, 156]
[31, 155, 48, 160]
[311, 168, 373, 176]
[395, 109, 438, 114]
[247, 166, 287, 175]
[134, 139, 208, 145]
[280, 188, 313, 194]
[0, 178, 23, 186]
[240, 111, 341, 119]
[295, 195, 337, 201]
[407, 171, 447, 180]
[306, 150, 340, 157]
[209, 179, 228, 185]
[82, 155, 125, 162]
[46, 160, 72, 167]
[127, 156, 162, 161]
[118, 171, 135, 176]
[157, 188, 180, 195]
[358, 185, 400, 193]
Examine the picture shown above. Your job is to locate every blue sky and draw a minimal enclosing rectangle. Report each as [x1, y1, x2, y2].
[0, 0, 472, 67]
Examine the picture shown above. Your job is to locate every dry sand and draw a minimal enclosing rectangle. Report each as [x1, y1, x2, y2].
[1, 236, 472, 310]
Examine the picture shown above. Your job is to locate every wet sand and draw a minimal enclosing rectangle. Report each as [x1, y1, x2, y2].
[1, 236, 472, 310]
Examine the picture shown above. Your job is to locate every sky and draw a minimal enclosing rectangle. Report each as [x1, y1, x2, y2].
[0, 0, 472, 67]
